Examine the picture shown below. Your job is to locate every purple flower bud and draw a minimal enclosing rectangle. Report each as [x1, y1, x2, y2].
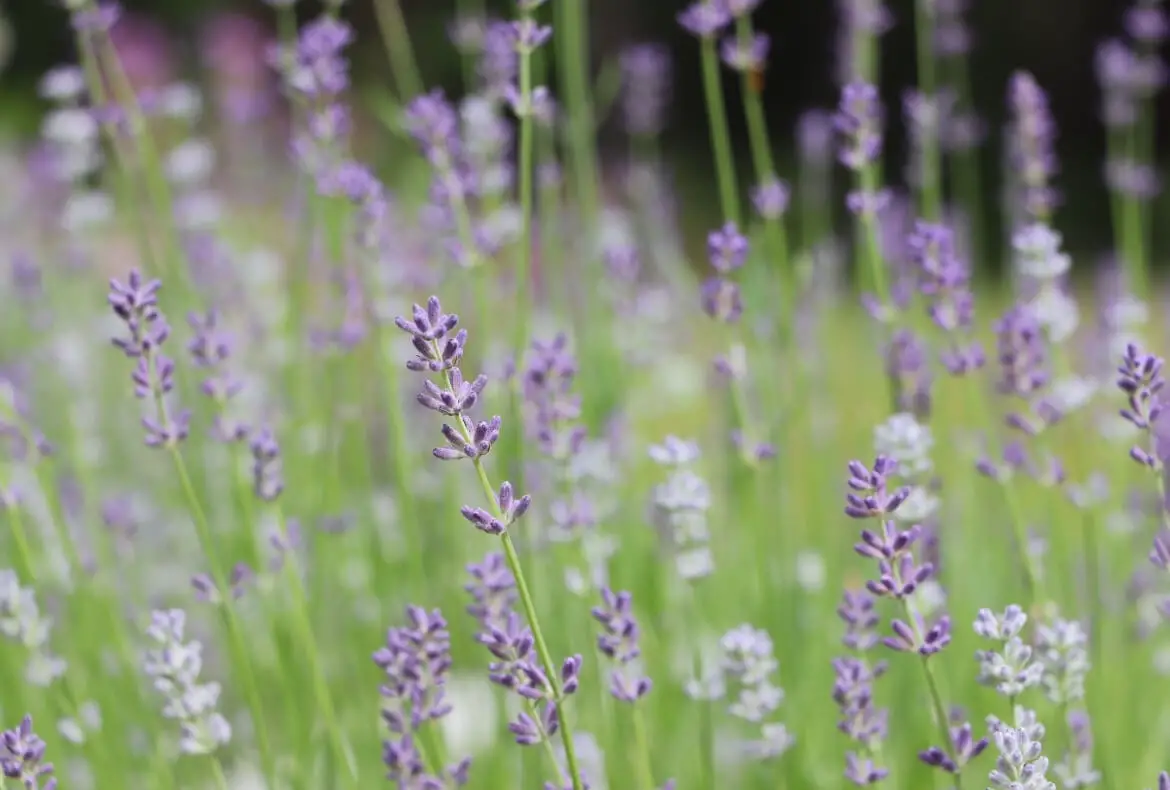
[678, 0, 732, 38]
[836, 82, 884, 170]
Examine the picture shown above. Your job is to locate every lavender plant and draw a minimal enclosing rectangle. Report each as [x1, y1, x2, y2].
[0, 1, 1167, 790]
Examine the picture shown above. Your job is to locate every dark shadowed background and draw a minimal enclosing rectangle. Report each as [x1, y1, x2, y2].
[1, 0, 1163, 265]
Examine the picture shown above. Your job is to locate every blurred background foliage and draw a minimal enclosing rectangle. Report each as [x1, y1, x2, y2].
[0, 0, 1163, 270]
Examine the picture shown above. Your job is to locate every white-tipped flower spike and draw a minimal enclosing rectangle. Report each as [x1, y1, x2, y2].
[650, 445, 714, 581]
[1035, 617, 1090, 705]
[974, 606, 1043, 698]
[0, 570, 67, 687]
[986, 707, 1055, 790]
[142, 609, 232, 755]
[1012, 223, 1071, 281]
[873, 413, 933, 477]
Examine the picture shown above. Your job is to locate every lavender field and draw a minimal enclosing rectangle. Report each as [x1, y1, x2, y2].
[0, 0, 1168, 788]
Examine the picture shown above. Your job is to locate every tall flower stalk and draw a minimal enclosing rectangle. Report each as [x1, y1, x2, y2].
[395, 297, 585, 790]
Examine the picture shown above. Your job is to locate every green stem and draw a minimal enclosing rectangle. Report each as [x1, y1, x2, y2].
[944, 55, 985, 269]
[734, 15, 792, 311]
[372, 0, 425, 102]
[277, 506, 358, 783]
[699, 36, 742, 225]
[630, 705, 657, 790]
[211, 758, 231, 790]
[515, 27, 537, 373]
[454, 0, 484, 91]
[961, 381, 1044, 606]
[554, 0, 601, 239]
[168, 446, 278, 787]
[912, 0, 942, 221]
[899, 595, 962, 789]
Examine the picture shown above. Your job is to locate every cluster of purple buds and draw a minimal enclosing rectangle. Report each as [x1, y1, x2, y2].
[933, 0, 973, 58]
[836, 83, 884, 172]
[1096, 1, 1167, 132]
[751, 178, 791, 222]
[272, 16, 356, 190]
[677, 0, 732, 39]
[395, 296, 535, 538]
[591, 588, 651, 703]
[465, 551, 517, 632]
[919, 720, 989, 776]
[835, 0, 893, 84]
[523, 334, 587, 462]
[884, 329, 932, 418]
[621, 44, 672, 137]
[1, 715, 56, 790]
[249, 428, 284, 502]
[700, 222, 747, 325]
[902, 90, 955, 188]
[720, 26, 770, 76]
[404, 92, 492, 268]
[1007, 72, 1059, 220]
[994, 304, 1060, 436]
[907, 221, 985, 375]
[833, 590, 890, 785]
[503, 16, 554, 121]
[186, 310, 248, 442]
[373, 606, 471, 788]
[108, 270, 190, 448]
[1117, 342, 1168, 469]
[479, 19, 518, 98]
[477, 610, 582, 746]
[845, 457, 939, 637]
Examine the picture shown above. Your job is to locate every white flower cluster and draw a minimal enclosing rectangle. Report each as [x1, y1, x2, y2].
[1035, 617, 1089, 705]
[1013, 224, 1079, 344]
[718, 625, 794, 761]
[0, 569, 67, 687]
[974, 605, 1043, 697]
[987, 706, 1056, 790]
[38, 66, 112, 235]
[650, 436, 713, 581]
[873, 413, 938, 523]
[142, 609, 231, 755]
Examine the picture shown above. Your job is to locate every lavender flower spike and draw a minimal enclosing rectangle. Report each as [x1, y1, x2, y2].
[397, 294, 587, 790]
[1, 715, 57, 789]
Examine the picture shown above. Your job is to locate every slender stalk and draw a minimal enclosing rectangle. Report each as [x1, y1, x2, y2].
[167, 441, 278, 787]
[630, 705, 657, 790]
[961, 380, 1043, 606]
[434, 358, 584, 790]
[943, 50, 986, 269]
[734, 15, 792, 310]
[515, 17, 537, 376]
[898, 595, 963, 789]
[211, 758, 231, 790]
[455, 0, 485, 91]
[699, 36, 742, 226]
[372, 0, 425, 102]
[554, 0, 601, 238]
[275, 506, 359, 783]
[912, 0, 943, 221]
